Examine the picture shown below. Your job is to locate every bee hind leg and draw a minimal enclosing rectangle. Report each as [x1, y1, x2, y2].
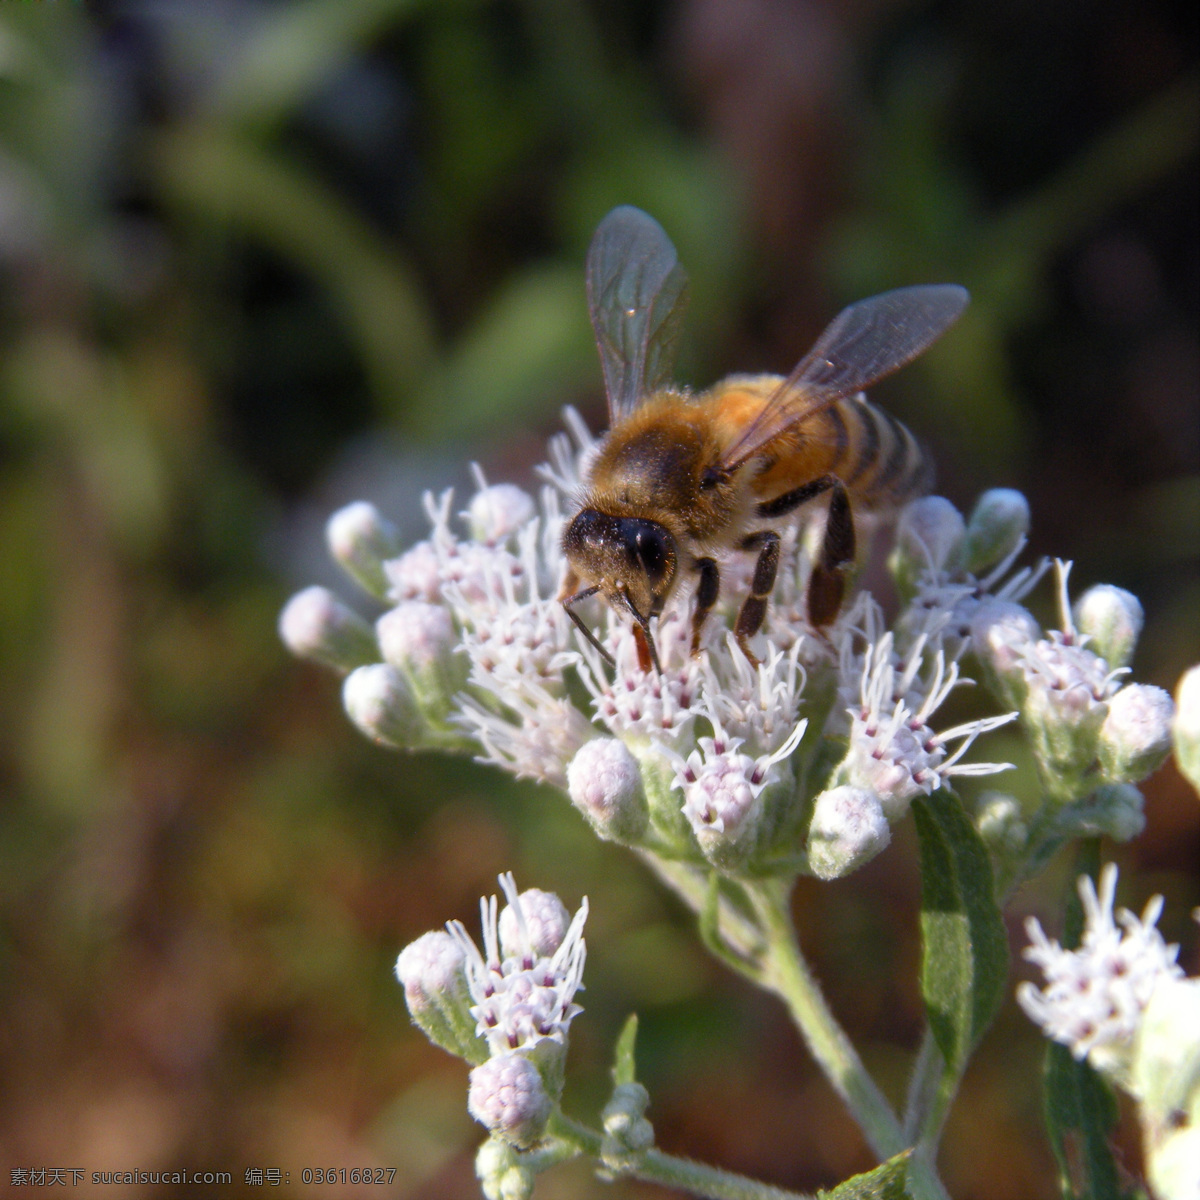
[807, 482, 855, 628]
[690, 557, 720, 655]
[734, 530, 781, 666]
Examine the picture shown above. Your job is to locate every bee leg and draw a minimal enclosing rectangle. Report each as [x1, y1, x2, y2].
[807, 482, 855, 628]
[734, 530, 781, 666]
[691, 557, 720, 656]
[755, 475, 835, 519]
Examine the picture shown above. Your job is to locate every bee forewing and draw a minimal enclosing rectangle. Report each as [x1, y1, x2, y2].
[586, 206, 690, 423]
[720, 284, 968, 473]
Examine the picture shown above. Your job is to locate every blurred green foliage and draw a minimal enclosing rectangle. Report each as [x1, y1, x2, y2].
[0, 2, 1195, 1197]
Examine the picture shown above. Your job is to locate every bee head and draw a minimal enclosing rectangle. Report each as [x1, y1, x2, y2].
[562, 509, 678, 667]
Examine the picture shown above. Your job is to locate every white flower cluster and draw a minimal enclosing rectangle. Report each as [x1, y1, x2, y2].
[1017, 864, 1183, 1079]
[1019, 865, 1200, 1200]
[396, 874, 588, 1148]
[280, 411, 1176, 883]
[970, 558, 1176, 806]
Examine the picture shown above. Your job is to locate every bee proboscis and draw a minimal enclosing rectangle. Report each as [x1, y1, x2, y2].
[561, 205, 968, 673]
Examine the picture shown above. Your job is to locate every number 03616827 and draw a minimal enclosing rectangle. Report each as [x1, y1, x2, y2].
[300, 1167, 397, 1184]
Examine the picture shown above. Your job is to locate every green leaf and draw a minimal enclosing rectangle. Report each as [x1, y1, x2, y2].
[819, 1150, 911, 1200]
[612, 1014, 638, 1088]
[1043, 1043, 1125, 1200]
[912, 790, 1009, 1071]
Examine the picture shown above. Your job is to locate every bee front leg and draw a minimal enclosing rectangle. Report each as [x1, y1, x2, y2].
[734, 530, 781, 666]
[690, 557, 720, 656]
[807, 481, 855, 628]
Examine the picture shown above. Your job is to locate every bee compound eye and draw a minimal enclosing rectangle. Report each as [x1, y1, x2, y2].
[631, 522, 673, 585]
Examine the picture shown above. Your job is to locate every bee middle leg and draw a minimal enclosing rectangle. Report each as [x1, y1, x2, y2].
[734, 530, 781, 666]
[755, 475, 855, 629]
[690, 557, 720, 656]
[807, 482, 855, 628]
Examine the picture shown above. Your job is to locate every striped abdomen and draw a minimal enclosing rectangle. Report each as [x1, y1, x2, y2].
[708, 376, 933, 513]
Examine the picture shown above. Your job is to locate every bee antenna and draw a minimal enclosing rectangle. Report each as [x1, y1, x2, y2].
[562, 588, 615, 667]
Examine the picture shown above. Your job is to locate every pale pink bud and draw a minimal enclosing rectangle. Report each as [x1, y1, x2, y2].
[468, 1053, 552, 1147]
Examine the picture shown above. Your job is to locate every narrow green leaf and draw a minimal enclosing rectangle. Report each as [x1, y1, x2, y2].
[819, 1150, 911, 1200]
[612, 1014, 639, 1088]
[912, 790, 1009, 1071]
[1043, 1044, 1123, 1200]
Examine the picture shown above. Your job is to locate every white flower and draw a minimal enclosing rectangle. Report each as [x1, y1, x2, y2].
[661, 714, 807, 865]
[894, 491, 1046, 659]
[456, 677, 595, 787]
[579, 610, 703, 746]
[700, 635, 808, 757]
[450, 530, 576, 690]
[383, 488, 527, 607]
[1017, 864, 1183, 1082]
[535, 405, 597, 498]
[1015, 562, 1127, 715]
[842, 631, 1016, 816]
[448, 874, 588, 1060]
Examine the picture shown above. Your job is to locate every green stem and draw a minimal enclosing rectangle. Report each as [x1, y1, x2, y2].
[548, 1112, 815, 1200]
[745, 879, 906, 1161]
[901, 1031, 955, 1200]
[635, 851, 765, 961]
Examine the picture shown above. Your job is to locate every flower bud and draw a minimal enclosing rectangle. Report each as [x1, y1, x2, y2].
[970, 599, 1041, 709]
[499, 889, 571, 960]
[376, 601, 467, 722]
[566, 739, 649, 844]
[806, 786, 890, 880]
[891, 496, 965, 596]
[1098, 684, 1175, 783]
[962, 489, 1030, 574]
[343, 663, 426, 748]
[601, 1081, 654, 1169]
[467, 484, 535, 544]
[975, 792, 1027, 859]
[475, 1138, 534, 1200]
[395, 931, 485, 1062]
[1173, 665, 1200, 795]
[1133, 977, 1200, 1200]
[1073, 585, 1143, 670]
[326, 501, 402, 599]
[278, 586, 377, 673]
[468, 1053, 552, 1148]
[1058, 783, 1145, 843]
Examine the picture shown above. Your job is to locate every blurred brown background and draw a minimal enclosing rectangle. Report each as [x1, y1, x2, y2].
[0, 2, 1196, 1197]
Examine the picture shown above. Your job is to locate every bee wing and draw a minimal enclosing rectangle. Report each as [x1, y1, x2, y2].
[719, 284, 969, 472]
[586, 206, 690, 422]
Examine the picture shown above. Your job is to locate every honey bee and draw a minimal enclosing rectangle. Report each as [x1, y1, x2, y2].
[561, 206, 968, 673]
